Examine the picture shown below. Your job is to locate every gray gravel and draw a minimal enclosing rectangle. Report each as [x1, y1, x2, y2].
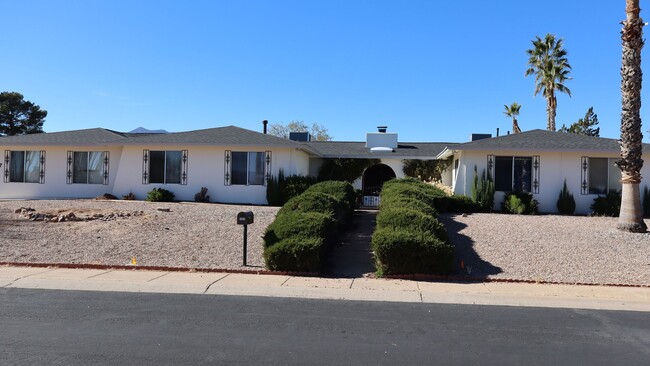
[0, 200, 278, 270]
[2, 200, 649, 286]
[439, 213, 650, 286]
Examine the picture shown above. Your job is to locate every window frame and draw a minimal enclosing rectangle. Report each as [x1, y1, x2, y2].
[584, 157, 621, 195]
[493, 155, 534, 193]
[230, 151, 265, 186]
[224, 150, 271, 187]
[4, 150, 45, 184]
[69, 151, 108, 185]
[142, 149, 188, 185]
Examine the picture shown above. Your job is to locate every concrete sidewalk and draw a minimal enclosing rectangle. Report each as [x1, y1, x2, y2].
[1, 265, 648, 312]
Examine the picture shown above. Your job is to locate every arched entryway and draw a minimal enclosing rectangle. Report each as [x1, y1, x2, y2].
[362, 164, 396, 207]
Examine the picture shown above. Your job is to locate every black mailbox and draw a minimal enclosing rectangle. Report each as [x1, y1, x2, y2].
[237, 211, 254, 225]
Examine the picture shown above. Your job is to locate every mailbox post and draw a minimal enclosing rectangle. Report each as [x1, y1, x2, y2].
[237, 211, 254, 266]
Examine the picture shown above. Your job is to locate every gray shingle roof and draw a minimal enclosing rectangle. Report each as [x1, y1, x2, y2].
[303, 141, 455, 158]
[447, 129, 625, 153]
[0, 126, 306, 148]
[122, 126, 305, 147]
[0, 128, 127, 146]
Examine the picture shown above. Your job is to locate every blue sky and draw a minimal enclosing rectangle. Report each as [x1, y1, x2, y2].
[1, 1, 646, 142]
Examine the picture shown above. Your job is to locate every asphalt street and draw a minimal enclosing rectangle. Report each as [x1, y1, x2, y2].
[1, 288, 648, 365]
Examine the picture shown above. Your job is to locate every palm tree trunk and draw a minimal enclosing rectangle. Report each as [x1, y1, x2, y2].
[617, 0, 647, 232]
[546, 97, 553, 131]
[546, 92, 557, 131]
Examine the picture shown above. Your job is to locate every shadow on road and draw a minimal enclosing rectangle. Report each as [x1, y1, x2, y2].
[438, 214, 502, 279]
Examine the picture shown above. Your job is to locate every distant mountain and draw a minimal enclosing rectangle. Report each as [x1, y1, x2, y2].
[128, 127, 169, 134]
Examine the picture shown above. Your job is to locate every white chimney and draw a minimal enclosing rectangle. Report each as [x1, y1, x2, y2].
[366, 126, 398, 149]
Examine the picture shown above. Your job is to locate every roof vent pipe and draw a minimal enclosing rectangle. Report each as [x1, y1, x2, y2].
[263, 120, 268, 134]
[496, 128, 499, 137]
[377, 126, 387, 133]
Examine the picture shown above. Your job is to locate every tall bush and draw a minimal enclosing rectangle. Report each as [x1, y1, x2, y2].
[471, 166, 495, 211]
[556, 179, 576, 215]
[317, 158, 379, 182]
[283, 175, 317, 203]
[266, 169, 285, 206]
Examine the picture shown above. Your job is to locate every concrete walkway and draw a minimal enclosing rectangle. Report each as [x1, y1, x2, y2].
[1, 265, 648, 312]
[323, 209, 376, 277]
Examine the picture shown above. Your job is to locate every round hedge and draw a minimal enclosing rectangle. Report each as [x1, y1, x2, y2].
[371, 227, 453, 275]
[376, 206, 448, 243]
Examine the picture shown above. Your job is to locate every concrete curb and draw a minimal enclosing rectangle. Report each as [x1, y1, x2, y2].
[1, 265, 648, 312]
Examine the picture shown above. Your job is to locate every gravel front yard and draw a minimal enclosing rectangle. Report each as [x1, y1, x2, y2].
[0, 200, 278, 270]
[439, 213, 650, 286]
[2, 200, 649, 286]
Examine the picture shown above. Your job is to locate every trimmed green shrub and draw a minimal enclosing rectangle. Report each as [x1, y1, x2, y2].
[283, 175, 317, 203]
[591, 192, 621, 217]
[145, 188, 175, 202]
[381, 183, 437, 209]
[373, 178, 454, 275]
[441, 195, 482, 213]
[263, 237, 323, 272]
[263, 211, 335, 248]
[277, 192, 339, 218]
[471, 166, 495, 212]
[305, 181, 356, 214]
[379, 195, 438, 218]
[502, 192, 538, 215]
[556, 179, 576, 215]
[376, 207, 448, 243]
[372, 227, 453, 275]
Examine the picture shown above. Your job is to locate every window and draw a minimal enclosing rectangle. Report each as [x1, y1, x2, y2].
[587, 158, 621, 195]
[231, 152, 265, 185]
[71, 151, 107, 184]
[494, 156, 532, 192]
[142, 150, 188, 185]
[224, 150, 271, 186]
[5, 150, 44, 183]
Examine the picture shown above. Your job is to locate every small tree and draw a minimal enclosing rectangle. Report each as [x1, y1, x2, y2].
[558, 107, 600, 136]
[268, 120, 332, 141]
[471, 166, 495, 211]
[266, 169, 285, 206]
[402, 158, 452, 182]
[317, 158, 379, 182]
[0, 92, 47, 136]
[556, 179, 576, 215]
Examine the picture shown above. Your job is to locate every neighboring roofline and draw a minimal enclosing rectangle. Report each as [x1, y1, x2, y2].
[439, 146, 623, 155]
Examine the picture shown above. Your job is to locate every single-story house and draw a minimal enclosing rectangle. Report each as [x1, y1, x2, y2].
[0, 124, 447, 205]
[437, 129, 648, 214]
[0, 124, 640, 214]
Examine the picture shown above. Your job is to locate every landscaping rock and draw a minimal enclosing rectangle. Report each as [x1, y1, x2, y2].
[95, 193, 118, 200]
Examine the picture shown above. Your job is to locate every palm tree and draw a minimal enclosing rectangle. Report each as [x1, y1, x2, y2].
[617, 0, 647, 232]
[525, 34, 572, 131]
[503, 102, 522, 133]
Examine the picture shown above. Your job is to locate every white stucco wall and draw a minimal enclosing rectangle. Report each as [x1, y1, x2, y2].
[452, 149, 650, 214]
[0, 144, 311, 205]
[0, 145, 124, 199]
[112, 145, 311, 205]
